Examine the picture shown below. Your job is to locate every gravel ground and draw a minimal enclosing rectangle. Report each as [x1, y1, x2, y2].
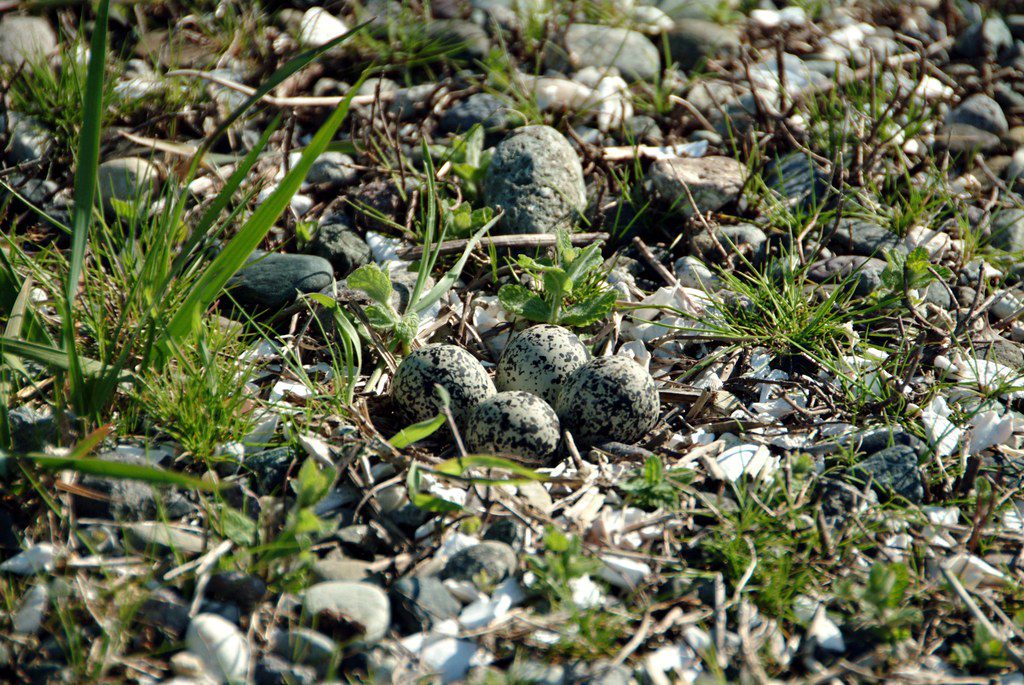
[5, 0, 1024, 683]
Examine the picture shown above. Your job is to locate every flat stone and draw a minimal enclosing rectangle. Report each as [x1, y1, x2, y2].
[390, 576, 462, 633]
[309, 214, 370, 277]
[76, 452, 193, 521]
[935, 123, 1002, 154]
[827, 218, 904, 257]
[556, 24, 661, 81]
[7, 406, 57, 453]
[206, 572, 266, 613]
[306, 151, 357, 186]
[439, 93, 515, 134]
[483, 125, 586, 234]
[665, 19, 740, 71]
[482, 518, 524, 547]
[244, 446, 295, 494]
[441, 541, 517, 582]
[947, 94, 1008, 135]
[186, 613, 250, 684]
[124, 522, 206, 555]
[97, 157, 160, 215]
[273, 627, 338, 678]
[674, 256, 721, 290]
[989, 208, 1024, 253]
[4, 113, 51, 165]
[427, 19, 491, 60]
[850, 444, 924, 503]
[807, 255, 887, 296]
[0, 15, 56, 67]
[301, 581, 390, 645]
[764, 153, 830, 209]
[311, 557, 375, 582]
[648, 155, 745, 216]
[623, 114, 664, 145]
[689, 223, 768, 266]
[227, 252, 334, 313]
[255, 655, 316, 685]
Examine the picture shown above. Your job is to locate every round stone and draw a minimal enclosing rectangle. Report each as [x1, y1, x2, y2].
[97, 157, 160, 215]
[0, 15, 57, 67]
[441, 541, 517, 582]
[301, 581, 390, 645]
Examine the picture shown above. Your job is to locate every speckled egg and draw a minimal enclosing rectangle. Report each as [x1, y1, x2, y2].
[495, 325, 590, 405]
[555, 356, 659, 447]
[391, 344, 496, 424]
[465, 391, 561, 458]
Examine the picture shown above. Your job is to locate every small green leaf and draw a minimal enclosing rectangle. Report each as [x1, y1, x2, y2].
[294, 458, 331, 508]
[389, 413, 446, 449]
[558, 290, 617, 327]
[219, 506, 257, 546]
[544, 527, 571, 552]
[365, 303, 397, 329]
[410, 491, 464, 512]
[348, 263, 393, 304]
[435, 454, 546, 482]
[395, 312, 420, 346]
[499, 284, 551, 322]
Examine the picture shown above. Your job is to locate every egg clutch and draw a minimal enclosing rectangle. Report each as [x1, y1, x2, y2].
[390, 325, 660, 458]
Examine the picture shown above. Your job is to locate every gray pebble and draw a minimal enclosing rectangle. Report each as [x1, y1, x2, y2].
[441, 541, 517, 582]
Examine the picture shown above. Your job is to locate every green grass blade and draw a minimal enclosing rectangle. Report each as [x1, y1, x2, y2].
[64, 0, 109, 413]
[21, 454, 218, 491]
[67, 0, 108, 303]
[195, 22, 368, 160]
[0, 336, 107, 376]
[412, 213, 500, 315]
[160, 82, 364, 350]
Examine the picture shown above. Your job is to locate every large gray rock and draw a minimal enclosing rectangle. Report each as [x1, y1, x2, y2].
[484, 125, 586, 234]
[648, 155, 745, 216]
[301, 581, 390, 645]
[309, 214, 370, 277]
[75, 452, 193, 521]
[665, 19, 740, 71]
[227, 252, 333, 312]
[555, 24, 660, 81]
[427, 19, 491, 60]
[764, 153, 830, 209]
[947, 94, 1009, 136]
[97, 157, 160, 215]
[935, 123, 1001, 154]
[0, 15, 56, 67]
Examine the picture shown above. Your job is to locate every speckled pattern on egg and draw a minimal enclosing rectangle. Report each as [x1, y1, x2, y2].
[495, 324, 590, 405]
[391, 344, 496, 424]
[555, 355, 659, 447]
[466, 391, 561, 458]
